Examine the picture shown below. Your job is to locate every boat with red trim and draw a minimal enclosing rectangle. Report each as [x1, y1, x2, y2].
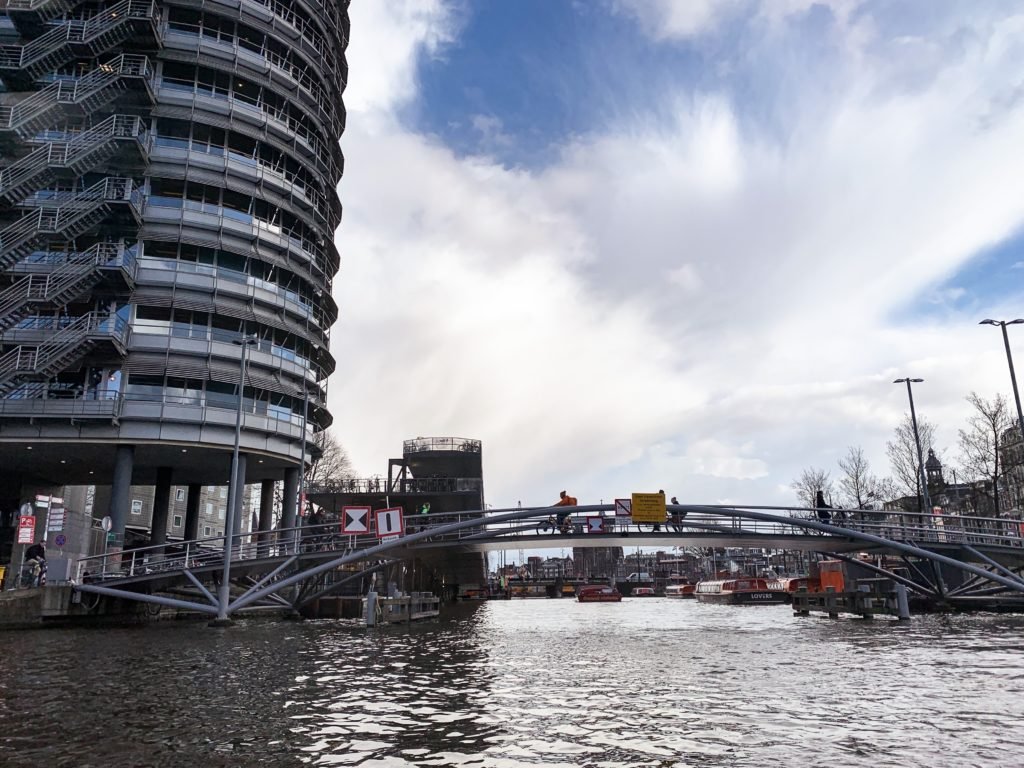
[576, 584, 622, 602]
[767, 576, 821, 604]
[665, 583, 696, 599]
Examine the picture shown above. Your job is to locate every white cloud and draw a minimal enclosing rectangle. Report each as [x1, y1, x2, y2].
[342, 0, 459, 120]
[332, 2, 1024, 511]
[610, 0, 863, 41]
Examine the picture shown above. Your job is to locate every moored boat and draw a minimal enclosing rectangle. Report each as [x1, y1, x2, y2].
[632, 587, 656, 597]
[694, 578, 787, 605]
[767, 576, 821, 604]
[577, 584, 622, 602]
[665, 583, 696, 599]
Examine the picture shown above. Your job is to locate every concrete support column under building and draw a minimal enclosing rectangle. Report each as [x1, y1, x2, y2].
[231, 453, 248, 537]
[281, 466, 299, 531]
[108, 445, 134, 546]
[184, 483, 201, 541]
[150, 466, 173, 550]
[258, 479, 275, 533]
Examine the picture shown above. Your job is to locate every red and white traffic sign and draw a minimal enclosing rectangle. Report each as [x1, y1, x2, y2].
[375, 507, 404, 539]
[341, 505, 371, 534]
[17, 515, 35, 544]
[614, 498, 632, 517]
[586, 516, 607, 533]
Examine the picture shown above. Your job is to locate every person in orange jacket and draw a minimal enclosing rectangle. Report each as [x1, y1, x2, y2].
[553, 490, 577, 533]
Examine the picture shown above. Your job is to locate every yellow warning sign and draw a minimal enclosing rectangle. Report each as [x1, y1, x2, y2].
[630, 492, 666, 523]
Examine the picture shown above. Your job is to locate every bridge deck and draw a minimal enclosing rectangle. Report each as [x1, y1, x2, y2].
[70, 505, 1024, 598]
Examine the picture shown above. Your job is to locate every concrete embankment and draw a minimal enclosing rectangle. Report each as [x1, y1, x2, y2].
[0, 586, 207, 630]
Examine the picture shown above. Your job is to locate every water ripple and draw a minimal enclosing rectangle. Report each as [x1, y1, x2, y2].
[2, 601, 1023, 766]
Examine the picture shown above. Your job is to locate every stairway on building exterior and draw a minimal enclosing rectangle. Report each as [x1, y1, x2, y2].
[0, 115, 146, 204]
[0, 0, 160, 89]
[0, 242, 132, 332]
[0, 176, 141, 268]
[0, 0, 77, 35]
[0, 310, 129, 394]
[0, 54, 153, 142]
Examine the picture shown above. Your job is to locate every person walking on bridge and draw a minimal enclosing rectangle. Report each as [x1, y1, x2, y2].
[668, 496, 686, 532]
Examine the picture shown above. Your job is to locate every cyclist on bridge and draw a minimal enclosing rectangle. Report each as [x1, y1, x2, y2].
[553, 490, 577, 533]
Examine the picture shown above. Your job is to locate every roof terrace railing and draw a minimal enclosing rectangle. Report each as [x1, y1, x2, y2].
[403, 437, 482, 454]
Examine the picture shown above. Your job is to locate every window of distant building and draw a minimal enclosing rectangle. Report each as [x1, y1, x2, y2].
[204, 526, 212, 537]
[131, 500, 143, 516]
[173, 515, 183, 528]
[175, 488, 186, 502]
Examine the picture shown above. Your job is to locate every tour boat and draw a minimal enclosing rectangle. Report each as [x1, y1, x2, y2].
[664, 583, 696, 599]
[766, 576, 821, 604]
[576, 585, 622, 603]
[694, 578, 788, 605]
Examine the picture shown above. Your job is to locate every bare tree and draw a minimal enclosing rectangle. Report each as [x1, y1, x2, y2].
[837, 446, 886, 508]
[306, 430, 354, 487]
[958, 392, 1010, 513]
[886, 413, 938, 508]
[271, 431, 355, 522]
[791, 467, 834, 509]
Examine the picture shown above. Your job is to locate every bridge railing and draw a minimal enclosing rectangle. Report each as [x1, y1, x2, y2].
[71, 505, 1024, 583]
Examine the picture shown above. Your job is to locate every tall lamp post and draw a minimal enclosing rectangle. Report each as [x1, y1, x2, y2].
[980, 318, 1024, 512]
[215, 333, 258, 623]
[894, 377, 931, 515]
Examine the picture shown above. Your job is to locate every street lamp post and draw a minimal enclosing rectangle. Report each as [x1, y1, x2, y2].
[894, 377, 932, 516]
[215, 333, 258, 623]
[980, 319, 1024, 513]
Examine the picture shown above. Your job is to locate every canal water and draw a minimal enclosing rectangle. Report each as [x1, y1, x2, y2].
[2, 599, 1022, 767]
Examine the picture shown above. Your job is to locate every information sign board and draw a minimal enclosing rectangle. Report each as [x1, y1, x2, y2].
[586, 516, 607, 533]
[47, 508, 65, 532]
[17, 515, 35, 544]
[630, 492, 666, 523]
[614, 498, 632, 517]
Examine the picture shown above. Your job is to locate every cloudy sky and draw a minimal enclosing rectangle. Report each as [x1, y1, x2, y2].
[329, 0, 1024, 511]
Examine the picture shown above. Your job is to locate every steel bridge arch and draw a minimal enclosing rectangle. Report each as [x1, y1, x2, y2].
[76, 503, 1024, 617]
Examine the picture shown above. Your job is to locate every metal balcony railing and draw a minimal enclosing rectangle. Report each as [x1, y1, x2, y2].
[0, 115, 146, 203]
[404, 437, 482, 454]
[0, 54, 152, 137]
[0, 386, 123, 420]
[0, 1, 158, 80]
[307, 477, 484, 495]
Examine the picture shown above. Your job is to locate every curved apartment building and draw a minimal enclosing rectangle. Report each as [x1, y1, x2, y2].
[0, 0, 348, 548]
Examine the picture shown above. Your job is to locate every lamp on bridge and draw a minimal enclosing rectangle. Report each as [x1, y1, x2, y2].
[978, 319, 1024, 518]
[979, 319, 1024, 457]
[216, 333, 259, 623]
[893, 377, 931, 515]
